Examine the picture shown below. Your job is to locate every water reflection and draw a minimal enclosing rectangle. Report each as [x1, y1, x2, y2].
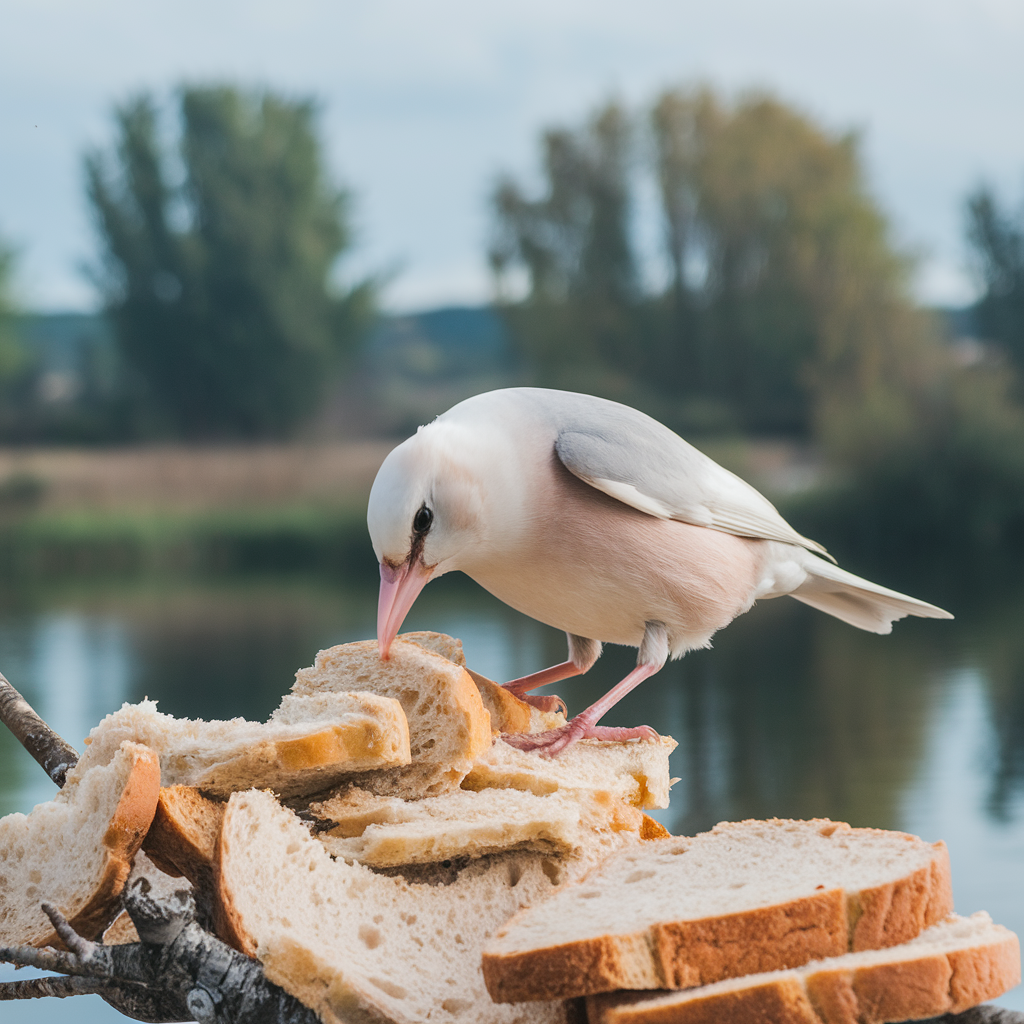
[0, 568, 1022, 1015]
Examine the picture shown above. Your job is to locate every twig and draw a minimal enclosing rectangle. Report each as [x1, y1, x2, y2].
[0, 670, 79, 787]
[0, 880, 321, 1023]
[0, 975, 107, 1000]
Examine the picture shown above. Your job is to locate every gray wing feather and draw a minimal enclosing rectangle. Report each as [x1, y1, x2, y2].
[550, 395, 831, 559]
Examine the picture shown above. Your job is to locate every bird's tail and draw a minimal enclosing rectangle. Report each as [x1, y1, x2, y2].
[791, 555, 953, 634]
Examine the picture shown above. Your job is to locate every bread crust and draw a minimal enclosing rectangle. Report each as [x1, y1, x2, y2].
[293, 639, 492, 794]
[468, 669, 534, 734]
[483, 824, 956, 1003]
[43, 743, 161, 946]
[142, 785, 226, 891]
[586, 923, 1021, 1024]
[484, 890, 848, 1003]
[848, 841, 952, 950]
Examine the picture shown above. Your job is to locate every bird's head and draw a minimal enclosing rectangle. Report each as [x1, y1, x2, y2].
[367, 421, 490, 659]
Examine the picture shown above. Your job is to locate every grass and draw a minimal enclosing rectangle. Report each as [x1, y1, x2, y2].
[0, 442, 397, 579]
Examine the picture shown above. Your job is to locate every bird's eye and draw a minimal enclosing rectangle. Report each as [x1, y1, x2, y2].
[413, 506, 433, 535]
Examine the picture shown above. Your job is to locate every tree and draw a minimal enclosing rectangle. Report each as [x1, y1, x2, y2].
[86, 87, 372, 439]
[0, 234, 22, 393]
[490, 102, 640, 394]
[967, 185, 1024, 370]
[492, 88, 935, 437]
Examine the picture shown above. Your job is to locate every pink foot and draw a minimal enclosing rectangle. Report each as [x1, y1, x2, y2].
[516, 692, 568, 715]
[501, 718, 659, 757]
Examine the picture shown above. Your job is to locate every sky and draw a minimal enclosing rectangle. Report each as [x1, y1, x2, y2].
[1, 0, 1023, 313]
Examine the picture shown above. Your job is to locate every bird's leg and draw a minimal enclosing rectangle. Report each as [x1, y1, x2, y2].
[503, 622, 668, 756]
[503, 635, 601, 714]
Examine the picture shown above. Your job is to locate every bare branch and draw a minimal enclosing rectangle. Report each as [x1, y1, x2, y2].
[41, 901, 102, 965]
[0, 670, 79, 787]
[0, 975, 106, 1000]
[0, 943, 91, 976]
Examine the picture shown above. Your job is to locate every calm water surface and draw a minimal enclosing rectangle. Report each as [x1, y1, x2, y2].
[1, 564, 1022, 1019]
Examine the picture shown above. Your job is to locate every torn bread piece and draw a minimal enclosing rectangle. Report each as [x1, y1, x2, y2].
[0, 741, 160, 947]
[216, 789, 585, 1024]
[464, 736, 677, 810]
[71, 694, 410, 799]
[142, 784, 226, 889]
[309, 786, 646, 867]
[586, 913, 1020, 1024]
[398, 630, 566, 734]
[482, 819, 953, 1003]
[290, 638, 492, 797]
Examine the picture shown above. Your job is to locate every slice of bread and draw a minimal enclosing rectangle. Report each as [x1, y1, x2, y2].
[216, 789, 586, 1024]
[482, 819, 953, 1003]
[586, 913, 1021, 1024]
[142, 784, 226, 889]
[309, 787, 646, 867]
[0, 741, 160, 947]
[290, 638, 492, 797]
[464, 737, 677, 811]
[72, 694, 410, 799]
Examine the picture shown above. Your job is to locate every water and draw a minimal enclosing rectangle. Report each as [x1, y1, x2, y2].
[1, 566, 1022, 1020]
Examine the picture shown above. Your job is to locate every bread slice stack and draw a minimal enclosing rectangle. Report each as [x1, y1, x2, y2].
[2, 628, 1017, 1024]
[480, 818, 1020, 1024]
[585, 912, 1019, 1024]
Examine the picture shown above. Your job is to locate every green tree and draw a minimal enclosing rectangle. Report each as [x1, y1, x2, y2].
[492, 88, 935, 436]
[490, 103, 640, 394]
[86, 86, 372, 439]
[967, 185, 1024, 370]
[0, 235, 22, 391]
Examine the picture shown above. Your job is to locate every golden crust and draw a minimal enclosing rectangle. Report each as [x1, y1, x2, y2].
[587, 928, 1021, 1024]
[467, 670, 533, 735]
[142, 785, 225, 891]
[293, 638, 492, 770]
[590, 977, 820, 1024]
[212, 796, 255, 955]
[483, 829, 955, 1003]
[44, 743, 161, 947]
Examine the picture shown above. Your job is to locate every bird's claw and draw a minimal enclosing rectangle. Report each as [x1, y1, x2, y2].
[518, 693, 568, 716]
[501, 720, 659, 757]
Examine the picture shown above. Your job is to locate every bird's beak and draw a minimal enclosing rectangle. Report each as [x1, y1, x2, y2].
[377, 558, 433, 659]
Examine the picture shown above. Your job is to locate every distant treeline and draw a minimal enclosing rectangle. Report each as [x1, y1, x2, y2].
[490, 88, 1024, 555]
[2, 83, 1024, 558]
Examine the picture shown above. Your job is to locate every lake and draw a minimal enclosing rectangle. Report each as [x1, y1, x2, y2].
[1, 558, 1023, 1019]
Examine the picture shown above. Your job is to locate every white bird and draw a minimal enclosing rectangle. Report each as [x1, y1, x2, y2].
[367, 387, 952, 755]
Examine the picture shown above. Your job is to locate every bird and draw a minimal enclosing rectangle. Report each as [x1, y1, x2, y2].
[367, 387, 952, 756]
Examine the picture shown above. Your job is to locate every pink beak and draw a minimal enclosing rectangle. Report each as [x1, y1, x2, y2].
[377, 559, 433, 659]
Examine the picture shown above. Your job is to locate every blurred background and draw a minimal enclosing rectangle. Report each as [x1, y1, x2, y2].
[2, 1, 1024, 1018]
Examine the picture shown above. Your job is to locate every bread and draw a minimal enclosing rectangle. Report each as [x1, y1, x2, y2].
[216, 788, 587, 1024]
[309, 786, 646, 867]
[585, 913, 1020, 1024]
[142, 784, 226, 888]
[481, 819, 953, 1003]
[291, 638, 492, 796]
[398, 630, 565, 735]
[71, 694, 410, 799]
[0, 741, 160, 947]
[464, 737, 677, 810]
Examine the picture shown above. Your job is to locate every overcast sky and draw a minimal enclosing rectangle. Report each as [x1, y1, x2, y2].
[1, 0, 1022, 313]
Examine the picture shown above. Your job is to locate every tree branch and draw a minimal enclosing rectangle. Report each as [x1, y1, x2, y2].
[0, 880, 320, 1023]
[0, 975, 108, 1000]
[0, 670, 79, 787]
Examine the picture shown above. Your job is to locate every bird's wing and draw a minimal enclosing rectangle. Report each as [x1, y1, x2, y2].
[552, 397, 832, 559]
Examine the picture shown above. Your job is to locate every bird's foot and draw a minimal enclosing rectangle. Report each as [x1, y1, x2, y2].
[501, 719, 659, 757]
[512, 691, 568, 716]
